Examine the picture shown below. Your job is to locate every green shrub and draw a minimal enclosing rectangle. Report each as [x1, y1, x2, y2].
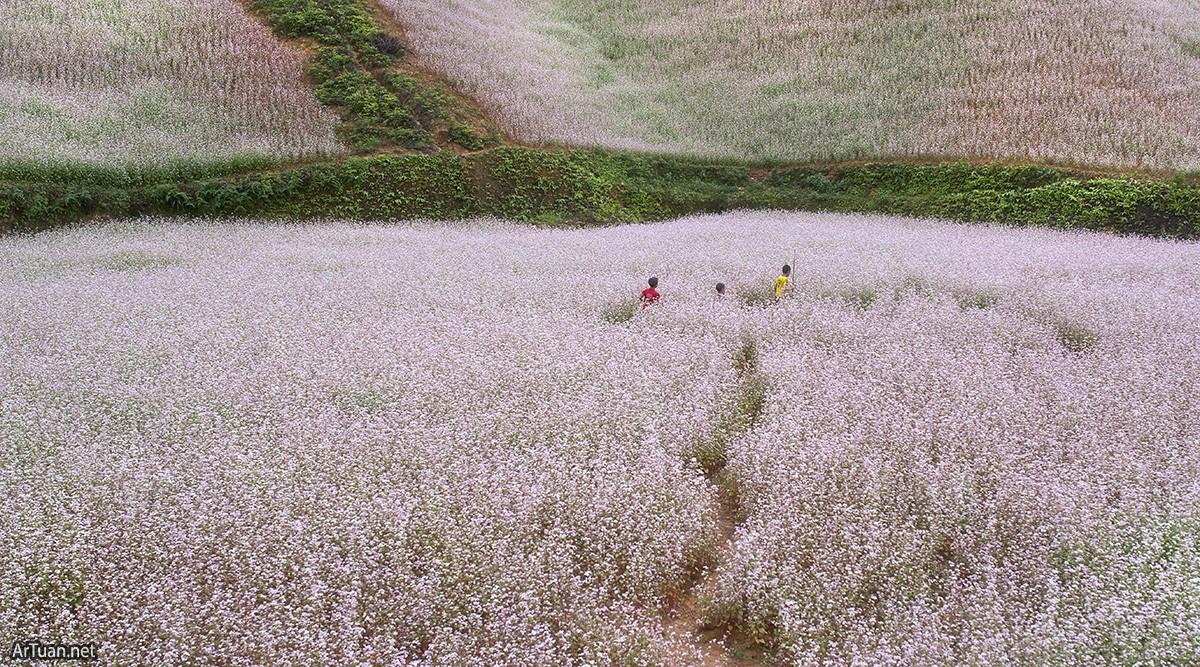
[480, 148, 633, 223]
[1055, 321, 1100, 354]
[371, 33, 406, 58]
[840, 286, 879, 312]
[600, 300, 638, 324]
[386, 74, 456, 120]
[446, 123, 487, 151]
[309, 50, 432, 152]
[741, 284, 775, 308]
[252, 0, 391, 63]
[254, 2, 458, 153]
[954, 289, 1001, 311]
[733, 338, 758, 375]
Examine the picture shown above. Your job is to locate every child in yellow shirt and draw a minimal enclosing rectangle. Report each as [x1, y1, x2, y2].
[774, 264, 792, 302]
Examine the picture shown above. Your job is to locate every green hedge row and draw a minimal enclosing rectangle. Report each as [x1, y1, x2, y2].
[0, 155, 287, 187]
[933, 179, 1200, 236]
[756, 163, 1200, 235]
[2, 148, 1197, 237]
[0, 154, 473, 233]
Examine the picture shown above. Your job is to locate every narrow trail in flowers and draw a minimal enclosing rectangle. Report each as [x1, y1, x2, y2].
[661, 340, 768, 666]
[661, 487, 763, 666]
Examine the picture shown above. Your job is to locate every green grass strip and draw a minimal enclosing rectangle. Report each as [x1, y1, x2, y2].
[3, 148, 1198, 237]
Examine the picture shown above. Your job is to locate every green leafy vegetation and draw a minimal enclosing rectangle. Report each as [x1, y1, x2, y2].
[693, 338, 767, 476]
[600, 299, 638, 325]
[954, 288, 1001, 311]
[763, 163, 1200, 237]
[3, 149, 1199, 237]
[309, 46, 431, 151]
[98, 251, 180, 272]
[840, 286, 880, 312]
[1055, 320, 1100, 355]
[249, 0, 499, 154]
[252, 0, 393, 63]
[384, 73, 491, 150]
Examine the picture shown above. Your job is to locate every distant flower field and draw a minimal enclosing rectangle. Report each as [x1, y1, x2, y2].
[0, 0, 343, 169]
[2, 213, 1199, 664]
[385, 0, 1200, 170]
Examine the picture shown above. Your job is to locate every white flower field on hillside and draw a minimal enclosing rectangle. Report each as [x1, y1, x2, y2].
[385, 0, 1200, 170]
[0, 0, 343, 168]
[2, 213, 1199, 664]
[721, 274, 1200, 663]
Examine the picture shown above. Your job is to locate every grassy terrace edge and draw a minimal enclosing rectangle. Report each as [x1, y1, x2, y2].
[3, 0, 1198, 237]
[2, 149, 1199, 237]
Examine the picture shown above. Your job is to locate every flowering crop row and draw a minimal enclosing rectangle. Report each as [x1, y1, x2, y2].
[0, 0, 343, 168]
[2, 213, 1199, 664]
[383, 0, 1200, 170]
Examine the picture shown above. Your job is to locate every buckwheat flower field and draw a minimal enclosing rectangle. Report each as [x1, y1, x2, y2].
[384, 0, 1200, 170]
[2, 213, 1199, 665]
[0, 0, 343, 168]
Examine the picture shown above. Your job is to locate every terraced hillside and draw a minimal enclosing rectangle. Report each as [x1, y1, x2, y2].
[385, 0, 1200, 170]
[1, 0, 1198, 235]
[0, 0, 343, 167]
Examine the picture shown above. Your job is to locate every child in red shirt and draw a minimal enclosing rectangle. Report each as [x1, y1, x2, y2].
[640, 276, 660, 309]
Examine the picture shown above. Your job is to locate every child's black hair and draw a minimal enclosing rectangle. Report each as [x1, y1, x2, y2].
[782, 264, 792, 275]
[648, 276, 659, 288]
[715, 282, 726, 293]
